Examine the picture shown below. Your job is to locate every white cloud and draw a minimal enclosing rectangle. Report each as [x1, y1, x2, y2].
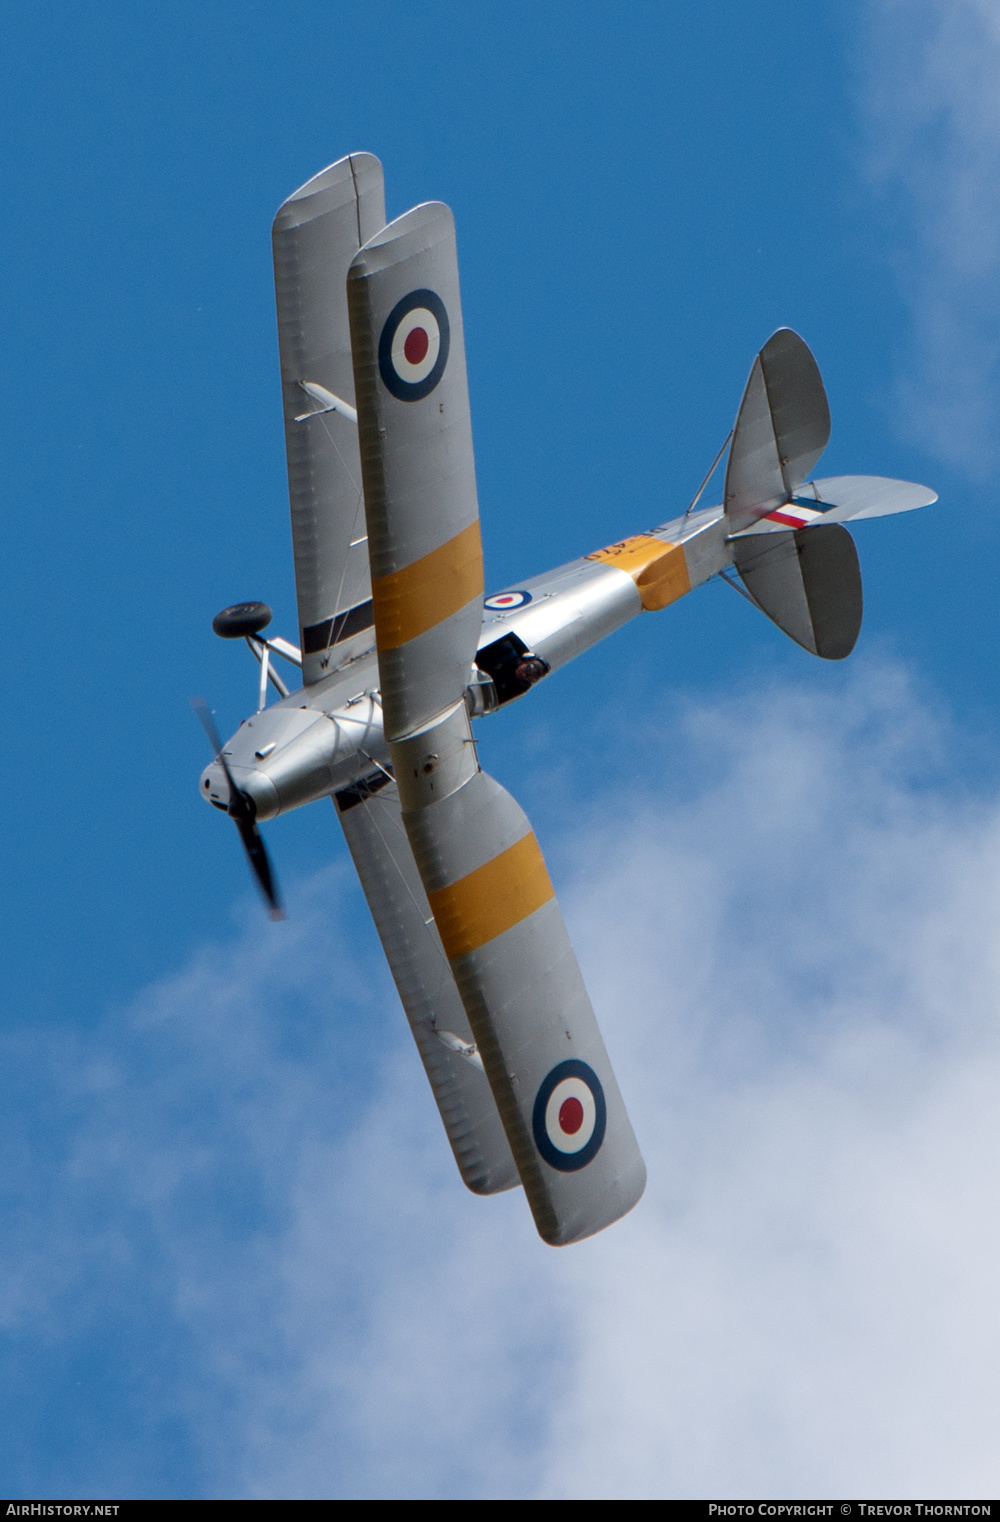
[862, 0, 1000, 473]
[536, 666, 1000, 1496]
[4, 663, 1000, 1497]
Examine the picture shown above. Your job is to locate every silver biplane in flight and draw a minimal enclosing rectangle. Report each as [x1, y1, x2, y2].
[195, 154, 936, 1246]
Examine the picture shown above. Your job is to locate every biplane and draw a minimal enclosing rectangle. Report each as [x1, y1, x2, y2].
[195, 154, 936, 1245]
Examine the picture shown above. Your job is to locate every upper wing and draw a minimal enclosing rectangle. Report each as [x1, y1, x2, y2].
[724, 329, 831, 532]
[334, 771, 519, 1196]
[347, 202, 646, 1245]
[272, 154, 386, 684]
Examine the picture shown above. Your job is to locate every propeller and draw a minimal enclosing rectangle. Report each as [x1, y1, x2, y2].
[191, 697, 284, 920]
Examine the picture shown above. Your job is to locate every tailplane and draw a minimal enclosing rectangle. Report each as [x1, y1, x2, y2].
[720, 330, 917, 661]
[730, 522, 863, 660]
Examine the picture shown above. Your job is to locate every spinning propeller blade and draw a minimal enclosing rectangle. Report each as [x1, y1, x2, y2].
[191, 697, 284, 919]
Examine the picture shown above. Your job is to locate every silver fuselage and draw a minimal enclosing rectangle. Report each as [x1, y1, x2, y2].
[199, 505, 731, 821]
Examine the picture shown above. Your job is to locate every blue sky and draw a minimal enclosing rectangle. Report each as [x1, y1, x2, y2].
[2, 0, 1000, 1500]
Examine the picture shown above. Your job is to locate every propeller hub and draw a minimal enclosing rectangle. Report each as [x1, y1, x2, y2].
[200, 760, 280, 821]
[193, 696, 284, 919]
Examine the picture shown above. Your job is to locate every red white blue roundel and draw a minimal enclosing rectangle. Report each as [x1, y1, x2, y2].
[485, 590, 532, 611]
[378, 288, 450, 401]
[532, 1059, 607, 1172]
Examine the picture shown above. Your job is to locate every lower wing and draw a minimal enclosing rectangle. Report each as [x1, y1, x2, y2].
[335, 771, 519, 1196]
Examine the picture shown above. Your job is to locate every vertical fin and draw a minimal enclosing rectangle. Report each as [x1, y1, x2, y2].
[725, 328, 831, 532]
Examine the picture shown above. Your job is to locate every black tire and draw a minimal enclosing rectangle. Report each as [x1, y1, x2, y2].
[212, 601, 273, 639]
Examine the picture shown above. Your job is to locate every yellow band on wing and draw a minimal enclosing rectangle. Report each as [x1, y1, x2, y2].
[372, 520, 485, 649]
[427, 831, 556, 960]
[586, 533, 691, 612]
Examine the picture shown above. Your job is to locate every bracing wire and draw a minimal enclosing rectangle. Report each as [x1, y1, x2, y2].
[684, 429, 734, 519]
[717, 566, 764, 612]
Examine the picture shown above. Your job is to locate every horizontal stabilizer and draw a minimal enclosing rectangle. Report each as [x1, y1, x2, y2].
[729, 475, 938, 535]
[733, 522, 862, 660]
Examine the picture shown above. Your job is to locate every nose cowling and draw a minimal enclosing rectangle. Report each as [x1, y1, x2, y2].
[200, 761, 229, 810]
[199, 760, 281, 821]
[197, 693, 388, 822]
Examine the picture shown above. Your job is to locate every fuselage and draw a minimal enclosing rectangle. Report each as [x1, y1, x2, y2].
[200, 504, 732, 821]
